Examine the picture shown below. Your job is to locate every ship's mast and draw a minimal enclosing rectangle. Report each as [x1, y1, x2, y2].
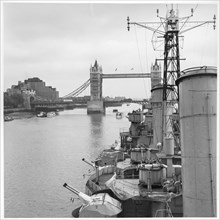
[127, 5, 216, 147]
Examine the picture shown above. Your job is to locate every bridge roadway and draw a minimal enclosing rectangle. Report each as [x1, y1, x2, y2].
[31, 99, 149, 109]
[101, 73, 151, 79]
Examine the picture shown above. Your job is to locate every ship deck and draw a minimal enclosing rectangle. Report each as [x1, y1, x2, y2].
[90, 156, 179, 203]
[112, 178, 170, 200]
[98, 173, 113, 184]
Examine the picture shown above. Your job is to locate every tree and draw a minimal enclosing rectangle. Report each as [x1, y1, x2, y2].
[4, 92, 24, 108]
[4, 92, 13, 108]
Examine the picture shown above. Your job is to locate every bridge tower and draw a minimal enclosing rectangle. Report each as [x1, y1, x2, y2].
[22, 90, 36, 110]
[87, 60, 105, 114]
[151, 59, 161, 88]
[90, 60, 103, 101]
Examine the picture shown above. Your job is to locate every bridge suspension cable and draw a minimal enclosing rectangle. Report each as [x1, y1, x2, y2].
[62, 79, 90, 98]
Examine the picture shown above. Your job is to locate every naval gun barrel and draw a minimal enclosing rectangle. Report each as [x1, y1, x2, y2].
[82, 158, 95, 169]
[63, 183, 80, 195]
[63, 183, 93, 204]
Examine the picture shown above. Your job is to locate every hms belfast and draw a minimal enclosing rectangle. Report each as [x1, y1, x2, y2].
[63, 5, 217, 218]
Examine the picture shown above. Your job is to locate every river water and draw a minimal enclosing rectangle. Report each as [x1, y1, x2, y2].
[4, 103, 141, 218]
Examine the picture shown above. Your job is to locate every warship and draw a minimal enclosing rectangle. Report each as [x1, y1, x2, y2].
[63, 5, 217, 218]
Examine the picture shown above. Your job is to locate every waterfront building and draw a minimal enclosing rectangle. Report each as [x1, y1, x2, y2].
[24, 77, 59, 100]
[6, 77, 59, 104]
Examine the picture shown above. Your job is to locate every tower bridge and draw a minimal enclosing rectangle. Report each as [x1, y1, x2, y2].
[86, 60, 155, 113]
[30, 60, 161, 113]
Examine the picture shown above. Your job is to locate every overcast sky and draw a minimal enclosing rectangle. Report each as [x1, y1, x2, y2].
[2, 1, 218, 99]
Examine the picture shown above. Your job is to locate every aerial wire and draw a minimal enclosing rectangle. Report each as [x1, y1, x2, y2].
[144, 28, 151, 99]
[199, 23, 209, 66]
[194, 4, 198, 14]
[134, 25, 148, 98]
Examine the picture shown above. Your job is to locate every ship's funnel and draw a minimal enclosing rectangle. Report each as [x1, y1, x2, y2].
[176, 66, 217, 217]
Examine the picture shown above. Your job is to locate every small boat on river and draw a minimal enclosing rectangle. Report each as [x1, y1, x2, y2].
[46, 111, 56, 117]
[37, 111, 57, 118]
[116, 112, 123, 119]
[37, 112, 47, 117]
[4, 115, 14, 122]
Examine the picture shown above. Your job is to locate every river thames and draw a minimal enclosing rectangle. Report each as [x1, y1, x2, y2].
[4, 103, 141, 218]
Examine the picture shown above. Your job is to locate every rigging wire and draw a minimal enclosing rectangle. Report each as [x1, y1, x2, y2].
[194, 4, 198, 14]
[134, 25, 148, 98]
[179, 4, 198, 33]
[144, 28, 150, 98]
[151, 22, 164, 51]
[199, 23, 209, 66]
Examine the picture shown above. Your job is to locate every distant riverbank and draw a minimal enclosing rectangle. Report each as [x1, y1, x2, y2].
[4, 108, 35, 120]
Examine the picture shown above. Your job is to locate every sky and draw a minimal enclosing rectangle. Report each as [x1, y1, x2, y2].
[1, 1, 218, 99]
